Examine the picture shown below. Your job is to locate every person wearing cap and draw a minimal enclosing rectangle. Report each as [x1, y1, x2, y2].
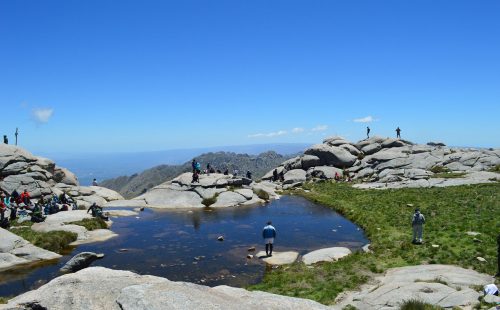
[411, 208, 426, 244]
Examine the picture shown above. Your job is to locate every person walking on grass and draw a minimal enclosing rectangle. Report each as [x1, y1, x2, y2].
[411, 208, 425, 244]
[263, 221, 276, 257]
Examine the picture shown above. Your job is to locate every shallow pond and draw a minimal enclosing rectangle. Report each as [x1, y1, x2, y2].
[0, 195, 368, 298]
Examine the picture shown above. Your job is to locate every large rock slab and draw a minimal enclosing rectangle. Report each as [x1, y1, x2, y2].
[60, 252, 105, 273]
[306, 166, 343, 180]
[135, 188, 204, 209]
[0, 267, 330, 310]
[302, 247, 352, 265]
[104, 199, 147, 208]
[256, 251, 299, 265]
[283, 169, 306, 185]
[305, 144, 357, 167]
[0, 228, 61, 271]
[334, 264, 493, 310]
[211, 191, 247, 208]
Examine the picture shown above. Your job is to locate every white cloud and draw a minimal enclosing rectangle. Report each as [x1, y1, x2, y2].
[292, 127, 305, 133]
[353, 116, 374, 123]
[248, 130, 288, 138]
[32, 108, 54, 124]
[311, 125, 328, 132]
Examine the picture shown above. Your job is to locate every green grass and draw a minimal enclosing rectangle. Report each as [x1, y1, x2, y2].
[430, 165, 450, 174]
[202, 194, 218, 207]
[71, 218, 108, 231]
[489, 165, 500, 173]
[400, 299, 444, 310]
[10, 225, 77, 253]
[249, 182, 500, 305]
[430, 172, 467, 179]
[0, 296, 10, 304]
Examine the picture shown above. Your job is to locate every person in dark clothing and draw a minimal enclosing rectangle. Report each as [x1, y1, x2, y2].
[3, 135, 7, 144]
[11, 190, 20, 204]
[262, 221, 277, 257]
[396, 127, 402, 139]
[30, 204, 45, 223]
[59, 193, 68, 204]
[366, 126, 370, 139]
[278, 171, 285, 182]
[272, 169, 278, 182]
[192, 159, 196, 173]
[87, 203, 108, 220]
[223, 168, 229, 175]
[246, 171, 252, 179]
[192, 171, 200, 183]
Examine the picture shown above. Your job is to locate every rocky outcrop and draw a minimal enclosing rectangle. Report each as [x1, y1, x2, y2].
[256, 251, 299, 265]
[302, 247, 352, 265]
[60, 252, 104, 273]
[263, 136, 500, 189]
[0, 228, 61, 271]
[0, 267, 330, 310]
[107, 173, 277, 210]
[0, 144, 124, 206]
[333, 264, 493, 309]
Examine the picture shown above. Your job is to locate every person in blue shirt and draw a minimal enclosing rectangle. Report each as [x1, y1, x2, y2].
[262, 221, 277, 257]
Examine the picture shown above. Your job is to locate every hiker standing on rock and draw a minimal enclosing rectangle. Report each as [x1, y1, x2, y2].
[411, 208, 425, 244]
[366, 126, 370, 139]
[3, 135, 7, 144]
[263, 221, 276, 257]
[396, 127, 402, 139]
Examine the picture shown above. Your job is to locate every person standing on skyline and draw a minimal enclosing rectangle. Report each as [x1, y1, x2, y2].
[396, 127, 402, 139]
[366, 126, 370, 139]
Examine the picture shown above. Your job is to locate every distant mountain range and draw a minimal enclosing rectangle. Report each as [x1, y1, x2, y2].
[100, 151, 297, 199]
[44, 143, 309, 186]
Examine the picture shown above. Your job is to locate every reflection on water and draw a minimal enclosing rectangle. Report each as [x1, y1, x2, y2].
[0, 195, 368, 297]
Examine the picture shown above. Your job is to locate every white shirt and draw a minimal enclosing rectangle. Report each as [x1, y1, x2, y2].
[484, 284, 499, 295]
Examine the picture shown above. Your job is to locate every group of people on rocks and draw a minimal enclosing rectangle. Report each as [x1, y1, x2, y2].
[191, 159, 252, 183]
[0, 188, 109, 228]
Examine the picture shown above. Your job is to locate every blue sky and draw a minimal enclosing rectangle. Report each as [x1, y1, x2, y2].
[1, 0, 499, 154]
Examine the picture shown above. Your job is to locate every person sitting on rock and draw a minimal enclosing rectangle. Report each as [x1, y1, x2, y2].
[411, 208, 426, 244]
[20, 189, 31, 205]
[11, 190, 20, 204]
[278, 171, 285, 182]
[87, 203, 108, 221]
[92, 178, 98, 186]
[246, 170, 252, 179]
[0, 197, 6, 221]
[59, 193, 68, 204]
[272, 169, 278, 182]
[262, 221, 277, 257]
[30, 204, 45, 223]
[334, 172, 341, 181]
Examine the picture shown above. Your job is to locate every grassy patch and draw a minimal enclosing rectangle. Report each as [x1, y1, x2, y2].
[430, 172, 467, 179]
[202, 196, 217, 207]
[430, 165, 450, 174]
[10, 226, 77, 253]
[400, 299, 443, 310]
[0, 296, 10, 304]
[253, 188, 270, 201]
[249, 182, 500, 305]
[489, 165, 500, 173]
[72, 218, 108, 231]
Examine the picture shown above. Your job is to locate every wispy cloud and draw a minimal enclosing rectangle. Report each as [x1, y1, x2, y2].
[353, 116, 374, 123]
[32, 108, 54, 124]
[292, 127, 305, 133]
[248, 130, 288, 138]
[311, 125, 328, 132]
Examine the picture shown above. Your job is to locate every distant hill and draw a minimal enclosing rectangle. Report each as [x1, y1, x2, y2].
[46, 143, 309, 186]
[101, 151, 296, 199]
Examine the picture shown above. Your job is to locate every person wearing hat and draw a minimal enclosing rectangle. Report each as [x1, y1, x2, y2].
[411, 208, 426, 244]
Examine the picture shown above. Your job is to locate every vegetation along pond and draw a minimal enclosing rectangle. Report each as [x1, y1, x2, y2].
[0, 195, 368, 298]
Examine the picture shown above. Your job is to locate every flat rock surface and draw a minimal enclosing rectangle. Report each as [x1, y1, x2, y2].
[334, 264, 493, 310]
[0, 267, 330, 310]
[135, 188, 204, 209]
[105, 210, 139, 217]
[211, 191, 247, 208]
[256, 251, 299, 265]
[0, 228, 61, 271]
[302, 247, 352, 265]
[105, 199, 147, 208]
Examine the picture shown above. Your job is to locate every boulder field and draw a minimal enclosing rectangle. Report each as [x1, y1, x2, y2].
[262, 136, 500, 189]
[0, 267, 331, 310]
[105, 172, 281, 209]
[0, 144, 124, 208]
